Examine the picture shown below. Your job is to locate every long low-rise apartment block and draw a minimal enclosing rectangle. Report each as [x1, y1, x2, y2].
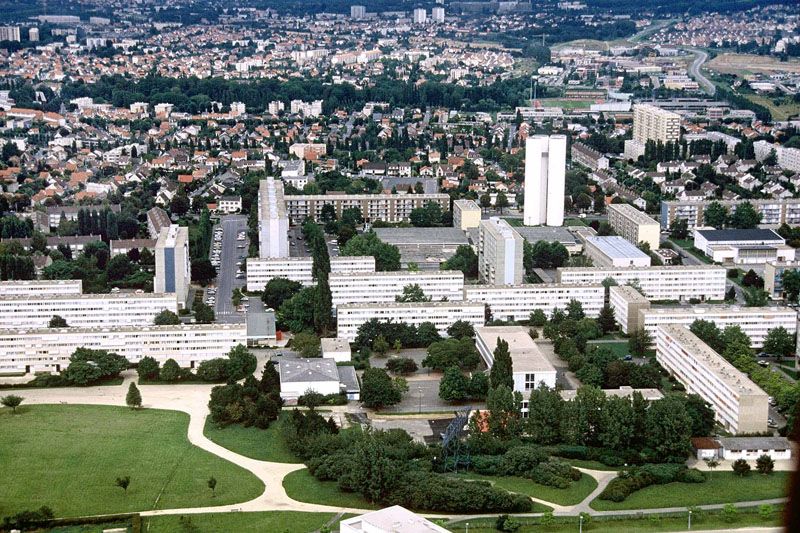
[246, 256, 375, 291]
[607, 203, 660, 251]
[661, 198, 800, 229]
[0, 279, 83, 296]
[258, 177, 290, 258]
[0, 323, 247, 374]
[556, 265, 727, 301]
[463, 284, 604, 322]
[641, 306, 797, 348]
[336, 301, 486, 341]
[657, 324, 769, 434]
[609, 285, 651, 334]
[329, 270, 464, 307]
[283, 193, 450, 225]
[0, 291, 178, 329]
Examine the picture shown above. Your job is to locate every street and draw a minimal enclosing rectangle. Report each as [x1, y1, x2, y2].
[211, 214, 248, 324]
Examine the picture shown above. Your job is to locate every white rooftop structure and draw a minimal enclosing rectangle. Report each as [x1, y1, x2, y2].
[340, 505, 449, 533]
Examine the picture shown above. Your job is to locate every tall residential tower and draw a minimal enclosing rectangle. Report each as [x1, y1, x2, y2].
[523, 135, 566, 227]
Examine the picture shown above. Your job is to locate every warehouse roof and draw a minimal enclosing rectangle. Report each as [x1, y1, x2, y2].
[696, 229, 783, 242]
[279, 358, 339, 383]
[586, 236, 650, 260]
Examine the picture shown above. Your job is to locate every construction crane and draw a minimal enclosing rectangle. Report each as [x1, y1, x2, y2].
[530, 34, 548, 47]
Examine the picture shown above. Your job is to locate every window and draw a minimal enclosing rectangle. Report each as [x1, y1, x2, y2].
[524, 373, 537, 390]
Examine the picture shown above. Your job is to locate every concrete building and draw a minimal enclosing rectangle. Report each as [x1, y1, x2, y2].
[660, 198, 800, 230]
[453, 199, 482, 230]
[524, 135, 567, 227]
[0, 291, 177, 330]
[625, 103, 681, 160]
[374, 227, 468, 270]
[350, 5, 366, 19]
[278, 358, 342, 401]
[560, 386, 663, 402]
[764, 260, 800, 300]
[0, 323, 246, 374]
[571, 142, 609, 171]
[329, 270, 464, 308]
[246, 256, 375, 292]
[583, 236, 651, 268]
[478, 218, 524, 285]
[340, 506, 449, 533]
[475, 326, 557, 411]
[464, 283, 604, 322]
[609, 285, 651, 334]
[258, 177, 289, 259]
[336, 301, 485, 341]
[643, 307, 797, 349]
[321, 337, 351, 362]
[283, 193, 449, 225]
[217, 196, 242, 213]
[0, 279, 82, 297]
[431, 7, 445, 22]
[556, 265, 727, 301]
[0, 26, 21, 42]
[513, 226, 582, 255]
[717, 437, 793, 461]
[607, 204, 660, 251]
[693, 228, 795, 265]
[413, 8, 427, 24]
[657, 325, 769, 434]
[154, 224, 190, 309]
[147, 207, 171, 238]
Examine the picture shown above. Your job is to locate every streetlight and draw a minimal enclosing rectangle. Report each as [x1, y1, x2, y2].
[579, 514, 583, 533]
[688, 509, 692, 530]
[418, 386, 423, 414]
[466, 523, 469, 533]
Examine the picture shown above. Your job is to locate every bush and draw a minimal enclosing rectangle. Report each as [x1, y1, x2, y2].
[501, 445, 548, 476]
[196, 358, 231, 382]
[495, 514, 521, 532]
[678, 468, 706, 483]
[386, 357, 418, 375]
[599, 464, 699, 502]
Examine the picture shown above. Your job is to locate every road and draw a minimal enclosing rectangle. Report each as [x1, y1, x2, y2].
[212, 215, 248, 324]
[686, 48, 716, 96]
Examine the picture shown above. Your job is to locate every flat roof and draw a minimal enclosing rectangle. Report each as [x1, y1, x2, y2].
[608, 203, 659, 225]
[337, 365, 360, 393]
[513, 225, 579, 246]
[320, 337, 351, 353]
[718, 436, 791, 451]
[454, 198, 481, 211]
[586, 236, 650, 260]
[558, 264, 724, 273]
[475, 325, 556, 374]
[247, 306, 276, 339]
[609, 284, 650, 303]
[373, 227, 469, 245]
[644, 305, 795, 317]
[696, 229, 783, 242]
[560, 387, 663, 401]
[279, 358, 339, 383]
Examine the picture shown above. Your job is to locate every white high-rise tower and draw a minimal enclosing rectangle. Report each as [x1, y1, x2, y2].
[523, 135, 566, 227]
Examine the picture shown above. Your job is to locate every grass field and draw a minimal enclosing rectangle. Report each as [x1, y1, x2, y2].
[563, 217, 588, 227]
[203, 413, 299, 463]
[586, 340, 630, 359]
[0, 405, 264, 517]
[707, 53, 800, 76]
[282, 468, 380, 510]
[745, 94, 800, 121]
[452, 472, 596, 507]
[143, 511, 337, 533]
[536, 99, 594, 110]
[590, 471, 789, 511]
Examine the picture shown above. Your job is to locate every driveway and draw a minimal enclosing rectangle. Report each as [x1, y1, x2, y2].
[213, 215, 248, 324]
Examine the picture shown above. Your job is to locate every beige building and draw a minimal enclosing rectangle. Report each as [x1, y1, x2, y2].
[478, 217, 524, 285]
[453, 199, 482, 230]
[609, 285, 651, 334]
[633, 104, 681, 144]
[154, 224, 190, 309]
[607, 204, 661, 251]
[657, 324, 768, 434]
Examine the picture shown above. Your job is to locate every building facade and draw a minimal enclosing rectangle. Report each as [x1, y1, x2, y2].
[154, 224, 190, 309]
[524, 135, 567, 227]
[478, 218, 524, 285]
[329, 270, 464, 307]
[607, 204, 661, 251]
[764, 260, 800, 300]
[283, 193, 449, 225]
[464, 283, 604, 322]
[258, 177, 290, 259]
[660, 198, 800, 230]
[0, 279, 82, 297]
[246, 255, 376, 292]
[453, 199, 482, 230]
[609, 285, 651, 334]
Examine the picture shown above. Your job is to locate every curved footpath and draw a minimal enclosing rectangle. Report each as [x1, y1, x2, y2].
[9, 372, 788, 523]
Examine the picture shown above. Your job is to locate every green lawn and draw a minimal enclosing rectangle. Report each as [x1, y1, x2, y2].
[282, 468, 381, 510]
[0, 405, 264, 517]
[143, 511, 336, 533]
[452, 472, 596, 506]
[203, 413, 300, 463]
[590, 471, 790, 511]
[586, 340, 629, 358]
[502, 217, 524, 227]
[563, 217, 588, 227]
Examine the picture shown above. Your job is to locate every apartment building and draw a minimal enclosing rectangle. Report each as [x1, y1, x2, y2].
[571, 142, 609, 171]
[764, 260, 800, 299]
[246, 256, 375, 292]
[609, 285, 651, 334]
[453, 199, 482, 230]
[258, 177, 290, 259]
[624, 103, 681, 160]
[524, 135, 567, 227]
[641, 306, 797, 348]
[660, 198, 800, 229]
[0, 323, 247, 374]
[583, 236, 651, 268]
[336, 301, 485, 341]
[464, 283, 604, 322]
[329, 270, 464, 308]
[0, 279, 82, 297]
[154, 224, 190, 309]
[283, 193, 449, 225]
[607, 204, 660, 251]
[0, 26, 21, 42]
[478, 218, 524, 285]
[556, 265, 727, 301]
[657, 324, 769, 434]
[147, 207, 171, 238]
[0, 292, 178, 329]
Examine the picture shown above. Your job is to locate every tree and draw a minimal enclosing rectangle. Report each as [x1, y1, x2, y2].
[495, 192, 510, 214]
[781, 269, 800, 303]
[423, 338, 481, 371]
[191, 259, 216, 285]
[525, 384, 562, 444]
[194, 302, 215, 324]
[292, 331, 321, 357]
[373, 335, 390, 356]
[489, 339, 514, 389]
[1, 394, 23, 413]
[64, 348, 128, 385]
[599, 395, 635, 450]
[277, 286, 317, 333]
[486, 385, 522, 439]
[645, 395, 693, 458]
[115, 476, 131, 493]
[441, 245, 478, 278]
[361, 368, 403, 408]
[340, 231, 401, 271]
[137, 356, 160, 380]
[566, 299, 585, 321]
[207, 476, 217, 496]
[439, 366, 470, 402]
[479, 192, 492, 211]
[395, 283, 431, 303]
[524, 240, 569, 270]
[386, 357, 418, 375]
[729, 201, 762, 229]
[597, 305, 616, 333]
[48, 315, 68, 328]
[628, 328, 652, 357]
[732, 459, 751, 477]
[529, 309, 548, 327]
[154, 310, 181, 326]
[106, 255, 135, 282]
[690, 319, 725, 353]
[763, 326, 794, 359]
[160, 358, 182, 382]
[756, 454, 774, 475]
[743, 288, 769, 307]
[410, 201, 443, 227]
[226, 345, 258, 380]
[447, 320, 475, 339]
[126, 382, 142, 409]
[704, 458, 719, 479]
[703, 201, 729, 229]
[669, 217, 689, 240]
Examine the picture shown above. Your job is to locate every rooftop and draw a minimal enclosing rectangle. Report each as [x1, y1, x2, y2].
[278, 358, 340, 383]
[696, 228, 783, 242]
[340, 505, 449, 533]
[320, 337, 351, 353]
[475, 325, 556, 374]
[717, 436, 791, 451]
[373, 227, 469, 245]
[513, 225, 579, 246]
[608, 203, 659, 225]
[586, 236, 650, 260]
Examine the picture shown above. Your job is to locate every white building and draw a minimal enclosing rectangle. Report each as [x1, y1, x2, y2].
[583, 236, 651, 268]
[329, 270, 464, 308]
[475, 326, 557, 411]
[556, 265, 727, 302]
[657, 325, 768, 434]
[0, 323, 247, 374]
[258, 177, 290, 259]
[661, 198, 800, 230]
[283, 193, 449, 225]
[478, 217, 524, 285]
[633, 103, 681, 144]
[155, 225, 190, 309]
[693, 228, 795, 265]
[524, 135, 567, 227]
[246, 256, 375, 292]
[341, 506, 449, 533]
[717, 437, 793, 462]
[431, 7, 445, 22]
[413, 8, 427, 24]
[350, 5, 366, 19]
[607, 204, 660, 251]
[217, 196, 242, 214]
[268, 100, 285, 115]
[0, 26, 21, 42]
[453, 199, 481, 230]
[608, 285, 651, 334]
[321, 337, 351, 362]
[278, 358, 343, 401]
[289, 99, 323, 118]
[464, 283, 604, 322]
[0, 279, 82, 297]
[643, 307, 797, 349]
[336, 300, 485, 341]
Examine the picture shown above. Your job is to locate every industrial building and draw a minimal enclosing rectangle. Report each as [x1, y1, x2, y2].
[693, 228, 795, 265]
[374, 227, 469, 270]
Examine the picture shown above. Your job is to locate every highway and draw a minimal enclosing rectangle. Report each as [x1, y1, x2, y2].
[687, 48, 716, 96]
[211, 214, 248, 324]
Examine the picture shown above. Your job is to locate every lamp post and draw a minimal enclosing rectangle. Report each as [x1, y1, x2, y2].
[688, 509, 692, 530]
[579, 514, 583, 533]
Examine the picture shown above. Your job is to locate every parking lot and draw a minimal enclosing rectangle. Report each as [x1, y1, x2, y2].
[206, 215, 248, 323]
